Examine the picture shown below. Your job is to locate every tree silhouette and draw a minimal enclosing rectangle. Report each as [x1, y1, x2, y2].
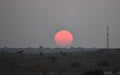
[38, 46, 43, 50]
[17, 50, 24, 54]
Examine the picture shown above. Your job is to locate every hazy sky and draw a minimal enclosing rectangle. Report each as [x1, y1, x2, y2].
[0, 0, 120, 48]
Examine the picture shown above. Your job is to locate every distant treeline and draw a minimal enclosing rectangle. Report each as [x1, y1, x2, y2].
[0, 46, 98, 54]
[0, 47, 120, 54]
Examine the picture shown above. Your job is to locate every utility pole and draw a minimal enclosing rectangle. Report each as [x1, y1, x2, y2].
[106, 25, 110, 49]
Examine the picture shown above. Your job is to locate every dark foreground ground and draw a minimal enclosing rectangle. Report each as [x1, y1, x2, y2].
[0, 49, 120, 75]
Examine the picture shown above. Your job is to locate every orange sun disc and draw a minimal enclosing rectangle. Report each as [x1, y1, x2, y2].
[54, 30, 74, 46]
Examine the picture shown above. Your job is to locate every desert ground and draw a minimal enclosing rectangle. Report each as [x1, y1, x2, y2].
[0, 49, 120, 75]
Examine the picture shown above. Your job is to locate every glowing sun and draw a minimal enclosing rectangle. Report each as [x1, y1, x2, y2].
[54, 30, 74, 46]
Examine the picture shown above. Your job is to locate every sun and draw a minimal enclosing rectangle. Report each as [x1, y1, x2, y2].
[54, 30, 74, 46]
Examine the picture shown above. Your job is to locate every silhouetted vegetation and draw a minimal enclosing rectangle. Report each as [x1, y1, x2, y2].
[17, 50, 24, 54]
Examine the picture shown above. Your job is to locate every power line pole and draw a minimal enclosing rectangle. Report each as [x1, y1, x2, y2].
[106, 25, 110, 49]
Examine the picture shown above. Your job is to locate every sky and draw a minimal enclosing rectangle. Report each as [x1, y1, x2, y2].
[0, 0, 120, 48]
